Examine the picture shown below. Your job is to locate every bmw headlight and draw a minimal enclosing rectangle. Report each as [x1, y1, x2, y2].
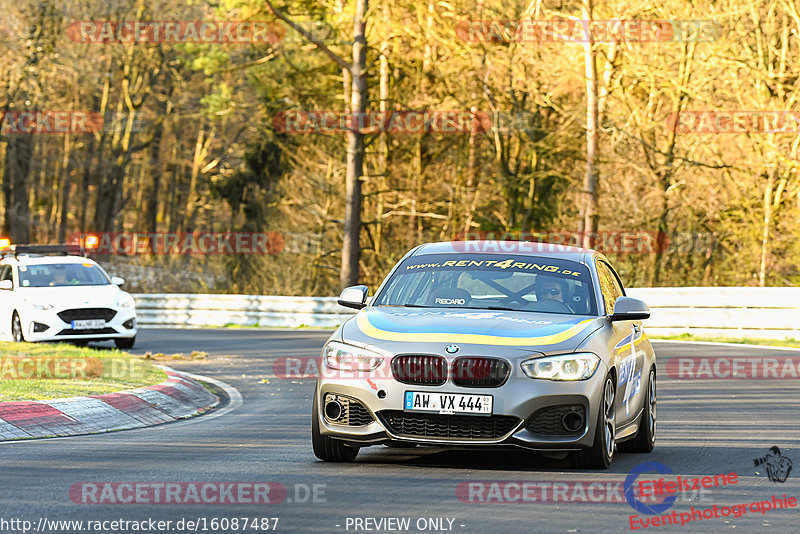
[30, 302, 54, 311]
[521, 353, 600, 381]
[116, 293, 135, 308]
[324, 341, 384, 371]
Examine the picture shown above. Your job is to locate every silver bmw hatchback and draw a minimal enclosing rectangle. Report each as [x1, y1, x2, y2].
[312, 241, 657, 468]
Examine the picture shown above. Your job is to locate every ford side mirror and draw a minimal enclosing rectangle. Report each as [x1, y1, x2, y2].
[610, 296, 650, 321]
[338, 285, 368, 310]
[111, 276, 125, 286]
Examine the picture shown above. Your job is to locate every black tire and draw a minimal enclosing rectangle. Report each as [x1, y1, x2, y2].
[618, 368, 656, 453]
[114, 336, 136, 349]
[311, 389, 359, 462]
[11, 312, 24, 343]
[572, 374, 616, 469]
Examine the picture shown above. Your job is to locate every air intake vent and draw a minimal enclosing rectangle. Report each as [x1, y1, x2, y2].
[323, 393, 374, 426]
[58, 308, 117, 322]
[527, 405, 586, 436]
[378, 410, 519, 440]
[452, 357, 510, 387]
[391, 355, 447, 386]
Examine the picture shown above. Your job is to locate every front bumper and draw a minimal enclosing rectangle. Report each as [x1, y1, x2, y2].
[316, 360, 608, 451]
[21, 307, 137, 342]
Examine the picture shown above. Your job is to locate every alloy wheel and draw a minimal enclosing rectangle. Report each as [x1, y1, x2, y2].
[603, 377, 616, 459]
[648, 371, 656, 442]
[12, 314, 23, 342]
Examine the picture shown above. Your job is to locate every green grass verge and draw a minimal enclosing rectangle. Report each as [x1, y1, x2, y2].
[0, 342, 167, 401]
[220, 323, 336, 330]
[650, 333, 800, 349]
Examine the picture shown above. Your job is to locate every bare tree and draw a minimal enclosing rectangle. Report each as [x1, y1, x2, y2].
[264, 0, 369, 290]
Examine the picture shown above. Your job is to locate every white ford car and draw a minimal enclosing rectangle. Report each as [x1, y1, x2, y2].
[0, 244, 137, 348]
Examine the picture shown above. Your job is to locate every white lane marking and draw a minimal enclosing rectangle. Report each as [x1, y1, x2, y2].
[173, 370, 243, 423]
[0, 370, 242, 445]
[651, 339, 800, 353]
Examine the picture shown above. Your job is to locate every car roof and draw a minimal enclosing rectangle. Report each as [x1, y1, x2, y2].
[410, 240, 597, 263]
[1, 255, 98, 266]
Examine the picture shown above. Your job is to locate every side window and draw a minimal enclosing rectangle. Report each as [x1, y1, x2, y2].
[596, 261, 623, 315]
[604, 262, 625, 295]
[0, 265, 12, 288]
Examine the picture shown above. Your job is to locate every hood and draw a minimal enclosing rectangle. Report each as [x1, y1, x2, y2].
[20, 284, 124, 308]
[341, 306, 604, 356]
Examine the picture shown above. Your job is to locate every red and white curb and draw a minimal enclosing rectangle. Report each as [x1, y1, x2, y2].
[0, 367, 221, 441]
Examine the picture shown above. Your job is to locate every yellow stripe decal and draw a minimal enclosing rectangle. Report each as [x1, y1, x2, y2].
[356, 314, 595, 346]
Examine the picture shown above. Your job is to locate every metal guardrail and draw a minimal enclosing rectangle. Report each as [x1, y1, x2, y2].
[133, 294, 355, 329]
[134, 288, 800, 339]
[626, 287, 800, 340]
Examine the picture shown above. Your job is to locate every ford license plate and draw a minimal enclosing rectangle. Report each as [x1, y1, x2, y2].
[71, 319, 106, 330]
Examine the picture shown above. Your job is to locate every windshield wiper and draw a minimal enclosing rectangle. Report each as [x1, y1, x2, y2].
[423, 305, 521, 312]
[387, 304, 537, 313]
[440, 305, 539, 313]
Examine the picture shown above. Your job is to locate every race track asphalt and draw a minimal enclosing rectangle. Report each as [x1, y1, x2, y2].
[1, 329, 798, 533]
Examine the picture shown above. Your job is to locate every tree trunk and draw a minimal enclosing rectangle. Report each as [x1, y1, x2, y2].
[185, 125, 214, 232]
[5, 135, 32, 243]
[58, 134, 74, 242]
[651, 43, 695, 285]
[0, 141, 8, 236]
[339, 0, 368, 289]
[464, 107, 479, 235]
[375, 5, 390, 256]
[653, 191, 670, 285]
[77, 134, 95, 233]
[581, 0, 599, 249]
[759, 171, 776, 287]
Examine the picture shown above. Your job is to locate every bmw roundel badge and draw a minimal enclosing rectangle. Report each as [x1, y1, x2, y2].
[445, 344, 460, 354]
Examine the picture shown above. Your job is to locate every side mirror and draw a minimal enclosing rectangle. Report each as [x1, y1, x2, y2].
[0, 280, 12, 290]
[609, 296, 650, 321]
[338, 285, 368, 310]
[111, 276, 125, 286]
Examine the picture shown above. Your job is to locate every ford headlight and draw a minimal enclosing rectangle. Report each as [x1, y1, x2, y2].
[116, 294, 135, 308]
[30, 302, 54, 310]
[521, 353, 600, 381]
[324, 341, 384, 371]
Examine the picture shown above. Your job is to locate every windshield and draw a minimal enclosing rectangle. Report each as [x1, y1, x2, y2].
[18, 263, 110, 287]
[373, 253, 597, 316]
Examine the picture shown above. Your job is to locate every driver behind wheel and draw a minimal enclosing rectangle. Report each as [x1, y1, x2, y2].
[534, 276, 571, 308]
